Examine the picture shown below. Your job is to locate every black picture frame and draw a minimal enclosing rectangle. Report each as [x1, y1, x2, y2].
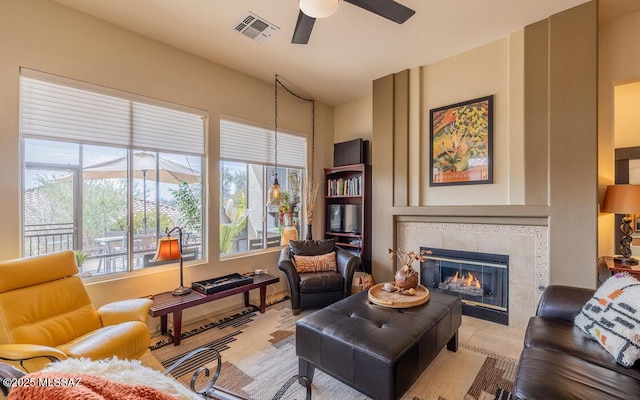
[429, 95, 494, 186]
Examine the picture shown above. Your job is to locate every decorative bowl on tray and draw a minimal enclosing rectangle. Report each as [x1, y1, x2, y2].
[382, 282, 417, 295]
[368, 283, 430, 308]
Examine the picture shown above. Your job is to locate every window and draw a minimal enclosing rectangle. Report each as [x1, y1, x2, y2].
[20, 70, 206, 277]
[220, 119, 306, 256]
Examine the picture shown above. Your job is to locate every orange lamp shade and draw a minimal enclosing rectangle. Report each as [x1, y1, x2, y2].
[601, 184, 640, 214]
[153, 237, 181, 261]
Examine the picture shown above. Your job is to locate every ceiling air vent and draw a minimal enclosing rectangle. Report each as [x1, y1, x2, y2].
[234, 12, 279, 43]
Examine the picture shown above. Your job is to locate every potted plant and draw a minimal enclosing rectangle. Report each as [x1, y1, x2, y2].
[278, 191, 299, 229]
[74, 250, 89, 268]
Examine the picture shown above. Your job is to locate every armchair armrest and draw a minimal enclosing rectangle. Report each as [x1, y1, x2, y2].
[335, 247, 361, 296]
[278, 248, 301, 310]
[0, 344, 67, 372]
[536, 285, 595, 322]
[278, 248, 300, 279]
[97, 298, 152, 326]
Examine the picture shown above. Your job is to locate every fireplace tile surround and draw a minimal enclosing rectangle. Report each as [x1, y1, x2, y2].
[397, 221, 549, 328]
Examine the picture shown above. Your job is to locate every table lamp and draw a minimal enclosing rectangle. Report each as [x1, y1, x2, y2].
[153, 226, 191, 295]
[602, 184, 640, 266]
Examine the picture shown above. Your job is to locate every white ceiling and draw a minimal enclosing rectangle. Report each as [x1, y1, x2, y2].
[53, 0, 606, 107]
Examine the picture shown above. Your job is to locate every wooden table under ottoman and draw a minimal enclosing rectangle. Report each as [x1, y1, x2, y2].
[295, 289, 462, 400]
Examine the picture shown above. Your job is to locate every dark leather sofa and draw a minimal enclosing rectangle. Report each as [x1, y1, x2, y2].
[514, 285, 640, 399]
[278, 239, 361, 315]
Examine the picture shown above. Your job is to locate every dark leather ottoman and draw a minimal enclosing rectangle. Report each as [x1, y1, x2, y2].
[296, 290, 462, 400]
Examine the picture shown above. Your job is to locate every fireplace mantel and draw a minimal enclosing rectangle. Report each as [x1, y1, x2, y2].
[393, 204, 550, 220]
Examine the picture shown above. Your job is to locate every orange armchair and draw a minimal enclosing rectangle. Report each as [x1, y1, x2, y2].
[0, 250, 152, 372]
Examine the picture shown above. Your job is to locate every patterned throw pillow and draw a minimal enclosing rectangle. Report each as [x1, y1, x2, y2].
[574, 272, 640, 367]
[293, 252, 337, 273]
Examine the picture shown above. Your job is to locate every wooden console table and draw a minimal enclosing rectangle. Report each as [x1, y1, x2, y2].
[149, 273, 279, 346]
[603, 257, 640, 279]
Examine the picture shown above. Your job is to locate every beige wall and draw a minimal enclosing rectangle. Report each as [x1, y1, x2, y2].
[334, 96, 372, 144]
[369, 2, 598, 286]
[340, 35, 527, 206]
[371, 76, 396, 282]
[544, 2, 598, 285]
[614, 81, 640, 149]
[421, 38, 519, 206]
[369, 35, 527, 283]
[0, 0, 334, 323]
[598, 8, 640, 257]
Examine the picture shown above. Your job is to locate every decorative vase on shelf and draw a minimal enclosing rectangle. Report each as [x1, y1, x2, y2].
[394, 264, 419, 290]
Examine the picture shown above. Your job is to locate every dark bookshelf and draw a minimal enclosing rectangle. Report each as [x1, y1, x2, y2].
[324, 163, 371, 273]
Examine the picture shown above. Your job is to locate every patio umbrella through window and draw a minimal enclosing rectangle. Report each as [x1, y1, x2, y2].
[79, 151, 199, 233]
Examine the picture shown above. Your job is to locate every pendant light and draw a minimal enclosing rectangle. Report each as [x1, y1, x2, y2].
[268, 75, 282, 207]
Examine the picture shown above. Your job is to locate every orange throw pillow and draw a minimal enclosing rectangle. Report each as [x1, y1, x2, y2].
[293, 252, 337, 273]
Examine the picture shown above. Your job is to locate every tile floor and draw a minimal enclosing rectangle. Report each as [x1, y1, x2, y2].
[458, 315, 526, 360]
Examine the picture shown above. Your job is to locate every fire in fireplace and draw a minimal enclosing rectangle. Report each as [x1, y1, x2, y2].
[420, 247, 509, 325]
[440, 271, 483, 296]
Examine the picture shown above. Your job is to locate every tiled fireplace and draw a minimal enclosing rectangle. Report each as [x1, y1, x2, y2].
[397, 221, 549, 328]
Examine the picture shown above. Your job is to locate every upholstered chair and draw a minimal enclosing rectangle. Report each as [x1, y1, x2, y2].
[278, 239, 361, 315]
[0, 250, 152, 372]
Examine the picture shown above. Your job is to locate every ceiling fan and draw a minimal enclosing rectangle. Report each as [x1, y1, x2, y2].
[292, 0, 415, 44]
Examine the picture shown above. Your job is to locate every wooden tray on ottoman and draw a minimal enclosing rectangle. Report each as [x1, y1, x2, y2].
[368, 283, 430, 308]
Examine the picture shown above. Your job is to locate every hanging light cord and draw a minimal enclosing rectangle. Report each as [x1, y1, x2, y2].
[274, 75, 278, 176]
[275, 75, 315, 181]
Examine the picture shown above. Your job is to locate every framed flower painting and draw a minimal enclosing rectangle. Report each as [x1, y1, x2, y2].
[429, 95, 494, 186]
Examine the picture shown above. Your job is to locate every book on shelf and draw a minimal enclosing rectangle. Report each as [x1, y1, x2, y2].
[327, 176, 362, 196]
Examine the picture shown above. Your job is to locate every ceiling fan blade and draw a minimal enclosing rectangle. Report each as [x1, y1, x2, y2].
[291, 10, 316, 44]
[343, 0, 415, 24]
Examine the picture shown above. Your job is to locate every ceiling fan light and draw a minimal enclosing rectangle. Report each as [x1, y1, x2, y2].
[300, 0, 340, 19]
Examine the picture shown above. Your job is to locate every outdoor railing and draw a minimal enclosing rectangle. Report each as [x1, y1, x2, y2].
[23, 223, 204, 276]
[24, 223, 75, 257]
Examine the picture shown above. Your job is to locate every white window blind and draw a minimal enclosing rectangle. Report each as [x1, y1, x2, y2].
[132, 103, 204, 155]
[20, 77, 131, 147]
[220, 119, 306, 168]
[20, 73, 205, 156]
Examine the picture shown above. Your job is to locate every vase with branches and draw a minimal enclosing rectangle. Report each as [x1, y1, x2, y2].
[303, 177, 321, 240]
[388, 248, 432, 290]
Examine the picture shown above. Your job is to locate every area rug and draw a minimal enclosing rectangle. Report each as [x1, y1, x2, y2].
[150, 302, 517, 400]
